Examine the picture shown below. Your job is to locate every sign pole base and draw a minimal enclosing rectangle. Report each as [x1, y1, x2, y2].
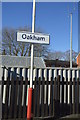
[27, 88, 32, 120]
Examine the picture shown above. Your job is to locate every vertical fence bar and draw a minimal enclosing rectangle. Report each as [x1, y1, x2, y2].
[68, 69, 70, 104]
[3, 68, 8, 118]
[23, 78, 28, 118]
[4, 77, 10, 119]
[59, 69, 62, 104]
[49, 69, 52, 116]
[18, 77, 23, 118]
[45, 69, 48, 116]
[38, 69, 42, 79]
[70, 70, 72, 114]
[22, 68, 26, 118]
[62, 76, 64, 104]
[57, 75, 60, 102]
[61, 75, 64, 116]
[8, 74, 15, 118]
[53, 74, 56, 117]
[14, 77, 18, 118]
[72, 70, 75, 114]
[39, 69, 42, 105]
[77, 70, 79, 114]
[0, 67, 2, 120]
[43, 69, 47, 116]
[3, 68, 8, 104]
[33, 77, 37, 117]
[8, 67, 14, 110]
[41, 77, 45, 117]
[16, 67, 20, 106]
[22, 68, 26, 107]
[36, 77, 40, 117]
[54, 69, 57, 100]
[44, 69, 47, 105]
[33, 68, 37, 89]
[2, 67, 4, 100]
[66, 71, 68, 114]
[16, 67, 20, 78]
[56, 75, 60, 117]
[50, 77, 53, 116]
[72, 70, 75, 104]
[2, 67, 5, 119]
[0, 66, 3, 80]
[27, 68, 30, 106]
[53, 69, 57, 117]
[63, 70, 66, 104]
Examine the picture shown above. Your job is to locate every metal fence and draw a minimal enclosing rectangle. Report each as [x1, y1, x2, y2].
[1, 66, 80, 119]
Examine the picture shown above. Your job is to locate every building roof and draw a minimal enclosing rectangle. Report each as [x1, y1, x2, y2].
[44, 59, 77, 67]
[0, 55, 46, 68]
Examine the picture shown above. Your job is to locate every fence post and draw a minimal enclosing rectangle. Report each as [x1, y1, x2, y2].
[57, 75, 60, 117]
[3, 68, 8, 104]
[45, 75, 48, 116]
[63, 70, 66, 104]
[36, 77, 40, 117]
[73, 77, 75, 114]
[41, 77, 45, 117]
[23, 78, 28, 118]
[49, 69, 52, 116]
[8, 76, 15, 118]
[53, 77, 56, 117]
[14, 77, 19, 118]
[4, 77, 10, 119]
[33, 77, 37, 117]
[77, 78, 79, 114]
[49, 77, 53, 116]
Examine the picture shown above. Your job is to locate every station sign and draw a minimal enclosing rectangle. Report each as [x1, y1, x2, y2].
[17, 31, 50, 44]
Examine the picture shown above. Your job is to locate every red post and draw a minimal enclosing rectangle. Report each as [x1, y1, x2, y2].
[27, 88, 32, 120]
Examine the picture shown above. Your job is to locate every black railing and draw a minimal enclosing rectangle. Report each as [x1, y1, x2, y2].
[2, 76, 80, 119]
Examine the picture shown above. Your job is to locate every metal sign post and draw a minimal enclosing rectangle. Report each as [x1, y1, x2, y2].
[30, 0, 35, 88]
[17, 0, 49, 119]
[27, 0, 35, 119]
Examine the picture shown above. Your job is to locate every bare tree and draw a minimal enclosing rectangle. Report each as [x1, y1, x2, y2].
[34, 44, 49, 58]
[63, 50, 78, 62]
[2, 27, 49, 58]
[46, 51, 63, 60]
[2, 27, 30, 56]
[46, 50, 78, 62]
